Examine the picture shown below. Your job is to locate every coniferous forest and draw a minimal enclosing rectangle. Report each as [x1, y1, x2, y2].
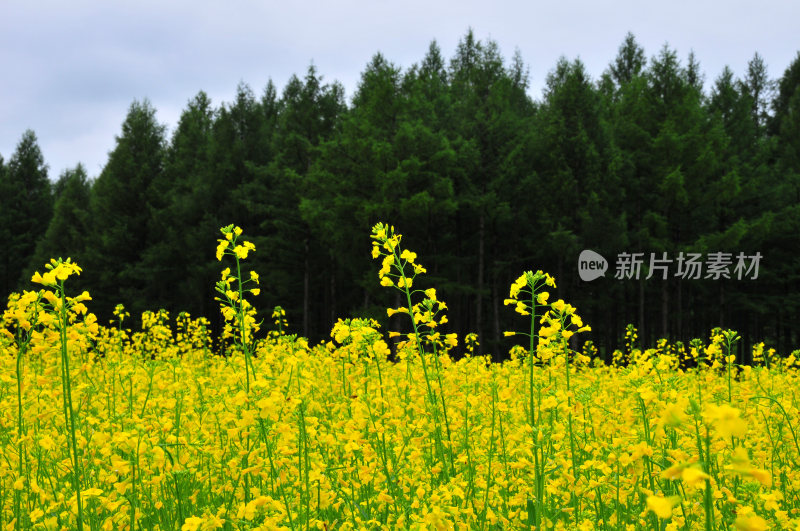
[2, 32, 799, 360]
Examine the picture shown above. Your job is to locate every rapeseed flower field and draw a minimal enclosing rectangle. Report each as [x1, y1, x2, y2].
[1, 224, 798, 530]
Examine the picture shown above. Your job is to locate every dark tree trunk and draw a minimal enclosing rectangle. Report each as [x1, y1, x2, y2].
[303, 238, 309, 338]
[476, 212, 485, 356]
[492, 263, 500, 362]
[330, 262, 336, 327]
[662, 279, 669, 339]
[638, 277, 645, 347]
[676, 279, 683, 340]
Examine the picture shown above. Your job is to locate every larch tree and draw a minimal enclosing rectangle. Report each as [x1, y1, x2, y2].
[1, 130, 52, 296]
[88, 100, 166, 319]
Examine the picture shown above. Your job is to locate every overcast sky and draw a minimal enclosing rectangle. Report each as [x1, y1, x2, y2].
[1, 0, 798, 181]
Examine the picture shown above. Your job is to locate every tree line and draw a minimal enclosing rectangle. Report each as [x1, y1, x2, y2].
[2, 31, 799, 360]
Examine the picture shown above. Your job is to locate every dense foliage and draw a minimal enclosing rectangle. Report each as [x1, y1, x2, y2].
[1, 31, 799, 359]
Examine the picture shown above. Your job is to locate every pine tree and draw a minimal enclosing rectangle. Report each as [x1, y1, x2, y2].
[0, 130, 52, 297]
[447, 30, 526, 352]
[763, 52, 800, 351]
[303, 56, 401, 332]
[609, 32, 646, 86]
[140, 91, 217, 316]
[684, 51, 704, 92]
[250, 67, 344, 338]
[26, 165, 92, 291]
[529, 57, 622, 348]
[88, 100, 166, 319]
[772, 52, 800, 195]
[744, 52, 773, 132]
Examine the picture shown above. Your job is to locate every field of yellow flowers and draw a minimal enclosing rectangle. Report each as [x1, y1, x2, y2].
[1, 223, 799, 531]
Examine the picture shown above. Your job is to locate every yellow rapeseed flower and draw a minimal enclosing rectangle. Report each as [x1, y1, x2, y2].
[216, 240, 229, 261]
[681, 466, 710, 488]
[182, 516, 205, 531]
[734, 513, 769, 531]
[646, 495, 679, 519]
[704, 403, 748, 438]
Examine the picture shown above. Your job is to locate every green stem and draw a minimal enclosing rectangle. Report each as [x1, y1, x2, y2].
[15, 332, 24, 531]
[235, 254, 253, 394]
[481, 383, 497, 530]
[527, 294, 541, 530]
[395, 249, 449, 478]
[58, 281, 83, 530]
